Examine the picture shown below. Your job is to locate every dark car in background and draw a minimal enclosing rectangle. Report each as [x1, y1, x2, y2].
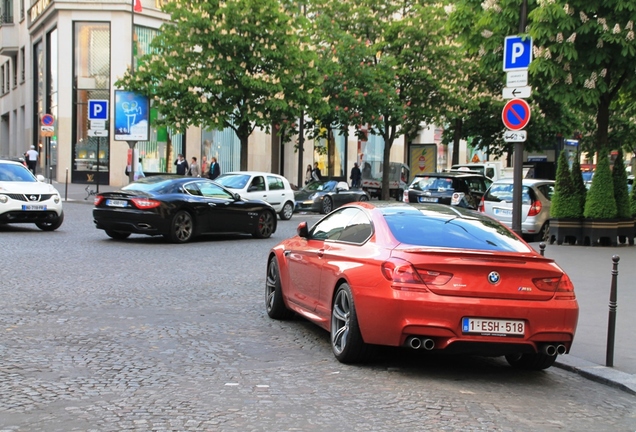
[93, 176, 277, 243]
[403, 171, 492, 210]
[294, 180, 369, 214]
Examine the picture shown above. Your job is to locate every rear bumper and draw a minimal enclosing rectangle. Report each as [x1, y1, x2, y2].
[354, 285, 579, 354]
[93, 208, 168, 235]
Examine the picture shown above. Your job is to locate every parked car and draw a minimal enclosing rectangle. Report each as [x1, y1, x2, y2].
[403, 171, 491, 209]
[93, 176, 277, 243]
[215, 171, 295, 220]
[294, 179, 370, 214]
[479, 179, 554, 242]
[0, 159, 64, 231]
[265, 202, 578, 369]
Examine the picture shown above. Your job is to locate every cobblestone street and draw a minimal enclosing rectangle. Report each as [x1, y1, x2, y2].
[1, 202, 635, 431]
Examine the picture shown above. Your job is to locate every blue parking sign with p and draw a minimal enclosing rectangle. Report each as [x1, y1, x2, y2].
[88, 100, 109, 120]
[503, 35, 532, 71]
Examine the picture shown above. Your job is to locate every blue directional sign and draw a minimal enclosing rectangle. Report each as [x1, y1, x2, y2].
[88, 100, 109, 120]
[503, 35, 533, 71]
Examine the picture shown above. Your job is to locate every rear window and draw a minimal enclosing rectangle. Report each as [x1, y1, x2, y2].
[383, 206, 531, 252]
[484, 184, 533, 205]
[409, 176, 455, 192]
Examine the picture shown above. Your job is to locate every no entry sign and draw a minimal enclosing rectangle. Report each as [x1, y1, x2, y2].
[502, 98, 531, 131]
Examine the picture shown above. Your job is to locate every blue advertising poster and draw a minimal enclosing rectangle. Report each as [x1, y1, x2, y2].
[114, 90, 149, 141]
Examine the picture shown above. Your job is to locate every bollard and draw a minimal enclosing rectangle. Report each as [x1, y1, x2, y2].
[65, 168, 69, 201]
[539, 242, 546, 256]
[605, 255, 620, 367]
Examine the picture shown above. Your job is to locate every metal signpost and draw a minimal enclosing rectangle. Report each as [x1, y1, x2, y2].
[88, 100, 109, 193]
[41, 114, 55, 183]
[502, 34, 533, 235]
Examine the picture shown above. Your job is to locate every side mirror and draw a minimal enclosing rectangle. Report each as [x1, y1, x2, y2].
[233, 192, 242, 201]
[36, 174, 46, 182]
[297, 221, 309, 238]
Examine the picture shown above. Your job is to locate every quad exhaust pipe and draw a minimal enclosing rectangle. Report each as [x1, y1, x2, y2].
[406, 337, 435, 350]
[541, 344, 567, 356]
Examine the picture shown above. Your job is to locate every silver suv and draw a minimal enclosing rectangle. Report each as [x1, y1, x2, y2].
[479, 178, 554, 242]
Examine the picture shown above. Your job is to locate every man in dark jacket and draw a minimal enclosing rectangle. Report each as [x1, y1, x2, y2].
[209, 157, 221, 180]
[350, 162, 362, 189]
[174, 154, 189, 175]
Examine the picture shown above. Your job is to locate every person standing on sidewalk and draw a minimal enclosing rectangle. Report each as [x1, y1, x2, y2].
[174, 154, 189, 175]
[26, 145, 39, 175]
[189, 157, 201, 177]
[209, 157, 221, 180]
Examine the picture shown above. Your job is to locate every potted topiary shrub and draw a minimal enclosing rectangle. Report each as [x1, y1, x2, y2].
[611, 149, 634, 245]
[549, 151, 583, 245]
[582, 151, 618, 246]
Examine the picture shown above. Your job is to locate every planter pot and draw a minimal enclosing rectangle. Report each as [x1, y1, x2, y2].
[581, 219, 635, 246]
[548, 218, 583, 245]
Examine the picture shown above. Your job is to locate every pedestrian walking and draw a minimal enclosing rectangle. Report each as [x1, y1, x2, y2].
[305, 164, 313, 185]
[350, 162, 361, 189]
[312, 162, 322, 182]
[25, 145, 39, 175]
[189, 157, 201, 177]
[209, 156, 221, 180]
[201, 156, 209, 178]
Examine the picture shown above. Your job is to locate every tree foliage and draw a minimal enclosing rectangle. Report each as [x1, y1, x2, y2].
[612, 148, 631, 218]
[570, 157, 587, 215]
[116, 0, 320, 169]
[584, 152, 617, 219]
[550, 151, 581, 218]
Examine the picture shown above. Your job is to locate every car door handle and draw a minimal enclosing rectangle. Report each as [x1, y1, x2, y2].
[318, 249, 324, 258]
[284, 250, 291, 256]
[208, 203, 216, 207]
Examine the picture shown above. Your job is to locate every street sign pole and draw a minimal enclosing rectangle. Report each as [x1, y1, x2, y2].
[96, 137, 100, 194]
[127, 141, 137, 183]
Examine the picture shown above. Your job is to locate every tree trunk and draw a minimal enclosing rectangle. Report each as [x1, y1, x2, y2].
[596, 94, 611, 152]
[452, 118, 462, 165]
[381, 133, 393, 201]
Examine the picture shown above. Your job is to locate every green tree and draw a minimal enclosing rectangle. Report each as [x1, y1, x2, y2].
[570, 157, 587, 216]
[612, 149, 631, 218]
[310, 0, 469, 200]
[551, 151, 581, 218]
[584, 153, 617, 219]
[530, 1, 636, 152]
[116, 0, 319, 170]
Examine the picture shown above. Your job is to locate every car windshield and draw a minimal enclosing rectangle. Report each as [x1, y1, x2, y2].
[305, 180, 337, 192]
[215, 174, 250, 189]
[410, 176, 455, 192]
[382, 206, 531, 252]
[0, 163, 36, 182]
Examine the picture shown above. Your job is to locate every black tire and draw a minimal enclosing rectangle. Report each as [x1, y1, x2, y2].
[265, 256, 294, 320]
[331, 283, 372, 363]
[105, 230, 131, 240]
[358, 195, 369, 202]
[396, 189, 404, 201]
[253, 210, 275, 239]
[505, 352, 557, 370]
[36, 211, 64, 231]
[279, 201, 294, 220]
[321, 197, 333, 214]
[165, 210, 194, 243]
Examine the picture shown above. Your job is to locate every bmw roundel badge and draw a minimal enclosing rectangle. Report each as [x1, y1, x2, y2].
[487, 271, 500, 284]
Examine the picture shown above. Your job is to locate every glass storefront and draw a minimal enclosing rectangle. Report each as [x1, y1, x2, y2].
[201, 127, 240, 174]
[72, 22, 110, 184]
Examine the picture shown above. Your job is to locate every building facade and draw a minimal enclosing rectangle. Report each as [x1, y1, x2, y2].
[1, 0, 457, 188]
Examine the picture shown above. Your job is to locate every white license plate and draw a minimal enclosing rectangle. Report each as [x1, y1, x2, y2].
[494, 208, 512, 217]
[367, 188, 377, 192]
[462, 317, 525, 337]
[419, 197, 438, 203]
[106, 199, 128, 208]
[22, 205, 46, 210]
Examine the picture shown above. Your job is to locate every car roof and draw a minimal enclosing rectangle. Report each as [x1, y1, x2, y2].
[223, 171, 287, 178]
[490, 178, 554, 185]
[413, 171, 487, 179]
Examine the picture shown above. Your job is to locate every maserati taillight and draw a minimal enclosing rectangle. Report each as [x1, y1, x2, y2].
[131, 198, 161, 209]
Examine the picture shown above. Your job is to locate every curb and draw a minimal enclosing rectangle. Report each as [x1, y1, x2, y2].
[555, 356, 636, 396]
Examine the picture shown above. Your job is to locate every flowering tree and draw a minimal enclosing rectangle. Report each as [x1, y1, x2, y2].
[116, 0, 320, 170]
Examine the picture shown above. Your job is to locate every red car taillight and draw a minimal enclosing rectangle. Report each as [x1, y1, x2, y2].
[528, 199, 542, 216]
[94, 195, 105, 206]
[533, 274, 576, 299]
[381, 258, 452, 290]
[478, 196, 485, 212]
[131, 198, 161, 209]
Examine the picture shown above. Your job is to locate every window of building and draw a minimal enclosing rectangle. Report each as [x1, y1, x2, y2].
[1, 0, 13, 23]
[1, 63, 5, 94]
[20, 0, 24, 20]
[20, 47, 25, 83]
[202, 127, 240, 173]
[12, 54, 17, 88]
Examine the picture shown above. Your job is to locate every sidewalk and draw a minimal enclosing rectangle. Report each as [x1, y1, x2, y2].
[53, 181, 636, 394]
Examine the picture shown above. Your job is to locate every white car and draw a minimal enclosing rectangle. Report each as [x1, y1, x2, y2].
[215, 171, 295, 220]
[0, 159, 64, 231]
